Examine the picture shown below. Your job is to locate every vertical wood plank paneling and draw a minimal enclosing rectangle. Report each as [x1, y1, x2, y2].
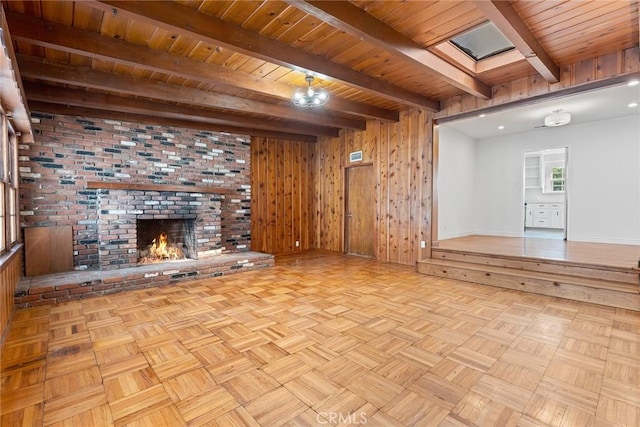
[572, 58, 597, 85]
[624, 47, 640, 72]
[250, 137, 315, 255]
[439, 47, 640, 117]
[276, 141, 286, 254]
[421, 110, 433, 260]
[0, 250, 22, 343]
[300, 141, 309, 251]
[596, 51, 622, 80]
[398, 111, 411, 265]
[305, 143, 315, 251]
[314, 110, 434, 266]
[291, 141, 300, 252]
[267, 139, 277, 254]
[367, 122, 380, 259]
[378, 122, 389, 262]
[250, 138, 265, 252]
[387, 120, 400, 263]
[528, 74, 548, 97]
[511, 77, 529, 101]
[408, 110, 424, 261]
[284, 141, 293, 253]
[318, 133, 334, 251]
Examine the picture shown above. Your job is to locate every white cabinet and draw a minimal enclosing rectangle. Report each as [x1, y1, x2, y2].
[550, 203, 565, 228]
[526, 202, 564, 229]
[525, 205, 534, 227]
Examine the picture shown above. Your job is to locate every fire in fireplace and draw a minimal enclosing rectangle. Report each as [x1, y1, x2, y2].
[137, 219, 197, 264]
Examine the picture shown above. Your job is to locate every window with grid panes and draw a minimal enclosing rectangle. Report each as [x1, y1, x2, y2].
[8, 132, 18, 244]
[0, 113, 7, 253]
[0, 112, 19, 254]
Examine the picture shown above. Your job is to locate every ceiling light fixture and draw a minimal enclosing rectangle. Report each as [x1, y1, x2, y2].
[544, 109, 571, 127]
[292, 75, 328, 107]
[628, 80, 639, 87]
[629, 102, 638, 108]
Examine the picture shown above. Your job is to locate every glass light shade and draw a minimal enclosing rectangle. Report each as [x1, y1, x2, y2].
[292, 75, 328, 107]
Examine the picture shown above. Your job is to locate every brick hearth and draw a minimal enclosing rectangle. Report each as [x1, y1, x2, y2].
[15, 252, 274, 308]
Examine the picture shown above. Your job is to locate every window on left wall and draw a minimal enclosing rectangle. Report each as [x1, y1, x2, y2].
[0, 112, 19, 255]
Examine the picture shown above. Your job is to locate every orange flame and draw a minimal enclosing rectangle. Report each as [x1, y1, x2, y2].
[140, 230, 184, 263]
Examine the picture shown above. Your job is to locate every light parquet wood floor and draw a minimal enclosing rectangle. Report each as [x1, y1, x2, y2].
[2, 250, 639, 426]
[435, 236, 640, 269]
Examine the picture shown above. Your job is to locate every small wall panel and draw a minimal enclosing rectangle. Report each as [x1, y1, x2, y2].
[24, 226, 73, 276]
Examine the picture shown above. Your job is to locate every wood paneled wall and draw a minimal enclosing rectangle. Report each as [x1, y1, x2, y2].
[314, 109, 434, 266]
[251, 137, 315, 255]
[439, 47, 640, 117]
[1, 248, 22, 343]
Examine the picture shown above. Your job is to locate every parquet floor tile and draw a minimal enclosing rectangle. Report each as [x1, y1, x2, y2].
[346, 371, 405, 409]
[103, 367, 159, 402]
[244, 386, 306, 426]
[382, 390, 449, 426]
[2, 251, 639, 426]
[222, 369, 280, 405]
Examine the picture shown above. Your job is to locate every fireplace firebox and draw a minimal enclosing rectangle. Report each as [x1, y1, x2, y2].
[137, 219, 197, 264]
[97, 189, 225, 270]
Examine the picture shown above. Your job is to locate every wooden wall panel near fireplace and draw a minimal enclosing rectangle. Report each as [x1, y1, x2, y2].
[20, 113, 252, 272]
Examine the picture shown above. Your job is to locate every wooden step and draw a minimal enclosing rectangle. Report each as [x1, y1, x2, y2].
[417, 258, 640, 311]
[431, 248, 639, 285]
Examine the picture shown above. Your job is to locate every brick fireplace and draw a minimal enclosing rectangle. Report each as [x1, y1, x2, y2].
[21, 113, 253, 271]
[15, 113, 273, 307]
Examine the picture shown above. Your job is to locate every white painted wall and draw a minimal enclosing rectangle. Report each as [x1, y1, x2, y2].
[439, 114, 640, 244]
[566, 116, 639, 244]
[437, 126, 476, 239]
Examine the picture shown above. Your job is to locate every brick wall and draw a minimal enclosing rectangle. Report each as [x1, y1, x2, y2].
[21, 113, 251, 270]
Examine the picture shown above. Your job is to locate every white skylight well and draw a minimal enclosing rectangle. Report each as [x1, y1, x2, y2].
[450, 22, 515, 61]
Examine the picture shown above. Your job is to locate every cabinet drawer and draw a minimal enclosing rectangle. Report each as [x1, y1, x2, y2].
[535, 210, 550, 218]
[550, 203, 562, 209]
[534, 218, 550, 226]
[534, 203, 548, 209]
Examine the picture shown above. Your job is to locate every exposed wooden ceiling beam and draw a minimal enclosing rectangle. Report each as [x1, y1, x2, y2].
[473, 0, 560, 83]
[5, 11, 398, 123]
[17, 55, 366, 131]
[23, 82, 339, 137]
[288, 1, 491, 100]
[90, 0, 439, 111]
[29, 100, 317, 143]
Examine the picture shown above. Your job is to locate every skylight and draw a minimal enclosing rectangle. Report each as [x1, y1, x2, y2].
[450, 22, 514, 61]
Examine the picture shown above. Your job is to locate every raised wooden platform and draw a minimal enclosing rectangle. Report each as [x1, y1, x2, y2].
[15, 252, 274, 308]
[418, 236, 640, 311]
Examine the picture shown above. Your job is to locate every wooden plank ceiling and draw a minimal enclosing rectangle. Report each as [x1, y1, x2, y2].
[2, 0, 638, 141]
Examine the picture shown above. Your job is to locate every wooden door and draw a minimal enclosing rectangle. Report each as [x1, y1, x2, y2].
[345, 165, 374, 257]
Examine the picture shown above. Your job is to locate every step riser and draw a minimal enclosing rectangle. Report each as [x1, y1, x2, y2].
[432, 250, 638, 285]
[418, 263, 640, 311]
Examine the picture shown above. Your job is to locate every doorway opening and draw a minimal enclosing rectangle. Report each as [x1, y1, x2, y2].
[523, 147, 568, 239]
